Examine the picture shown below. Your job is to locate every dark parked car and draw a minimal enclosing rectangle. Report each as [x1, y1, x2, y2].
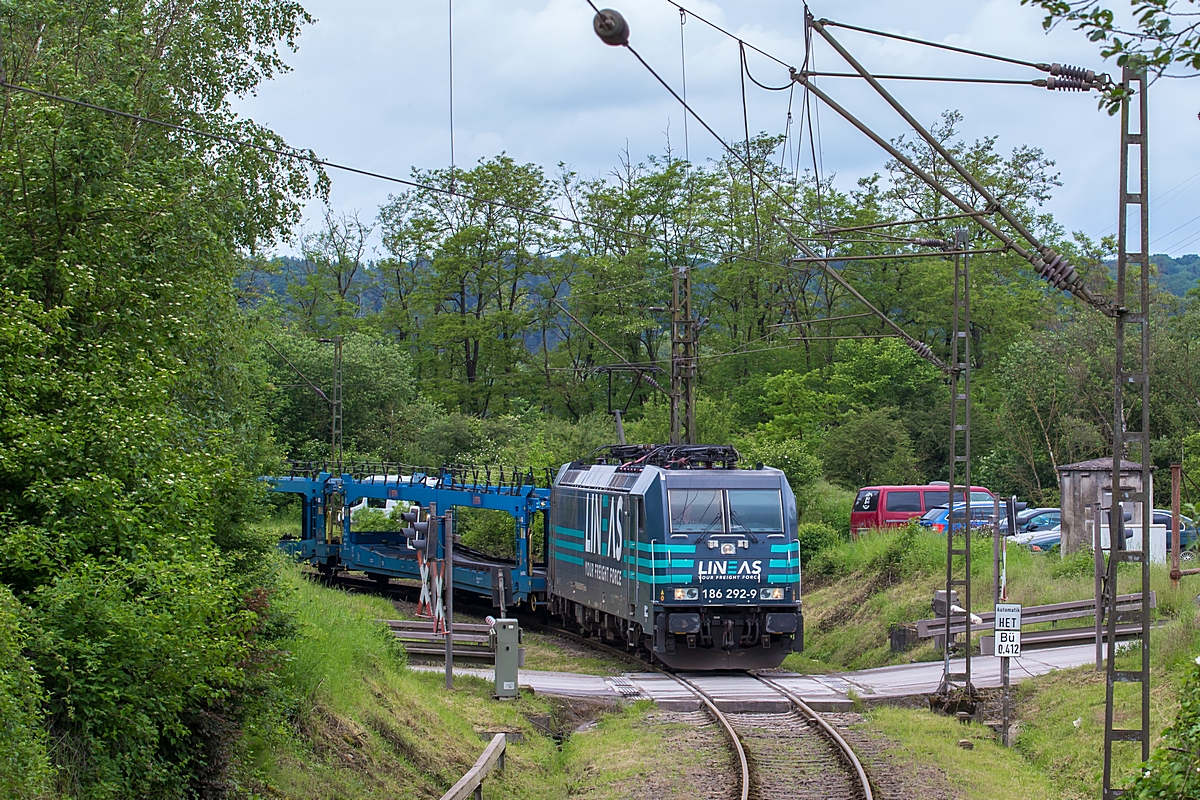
[1152, 509, 1198, 560]
[1027, 529, 1061, 553]
[997, 506, 1058, 535]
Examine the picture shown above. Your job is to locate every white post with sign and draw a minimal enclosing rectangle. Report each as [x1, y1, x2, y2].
[994, 602, 1021, 746]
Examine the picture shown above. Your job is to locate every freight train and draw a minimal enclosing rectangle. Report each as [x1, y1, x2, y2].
[267, 443, 803, 670]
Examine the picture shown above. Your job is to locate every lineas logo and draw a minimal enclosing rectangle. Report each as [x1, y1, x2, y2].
[698, 560, 762, 577]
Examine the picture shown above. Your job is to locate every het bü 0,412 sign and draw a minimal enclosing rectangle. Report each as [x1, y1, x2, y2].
[994, 602, 1021, 658]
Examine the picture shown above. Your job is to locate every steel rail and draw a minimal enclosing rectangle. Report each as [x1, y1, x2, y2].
[673, 675, 751, 800]
[532, 623, 750, 800]
[753, 673, 875, 800]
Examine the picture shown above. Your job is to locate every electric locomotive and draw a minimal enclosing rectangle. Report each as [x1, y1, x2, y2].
[547, 444, 803, 669]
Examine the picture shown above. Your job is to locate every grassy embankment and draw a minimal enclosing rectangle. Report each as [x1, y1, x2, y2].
[791, 525, 1200, 798]
[251, 563, 686, 799]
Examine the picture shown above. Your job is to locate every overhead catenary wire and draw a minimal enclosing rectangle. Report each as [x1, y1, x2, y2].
[817, 18, 1046, 70]
[662, 0, 793, 69]
[801, 71, 1063, 86]
[595, 12, 953, 369]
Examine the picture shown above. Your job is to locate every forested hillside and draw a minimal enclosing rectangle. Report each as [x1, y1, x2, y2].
[250, 122, 1200, 509]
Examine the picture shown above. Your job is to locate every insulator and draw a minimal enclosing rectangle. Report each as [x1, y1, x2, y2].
[912, 237, 951, 249]
[1050, 63, 1095, 84]
[905, 338, 935, 362]
[1045, 75, 1087, 92]
[1036, 247, 1080, 290]
[593, 9, 629, 46]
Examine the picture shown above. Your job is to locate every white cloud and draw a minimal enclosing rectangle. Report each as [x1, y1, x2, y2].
[234, 0, 1200, 256]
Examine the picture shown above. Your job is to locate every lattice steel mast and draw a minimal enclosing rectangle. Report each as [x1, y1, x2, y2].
[941, 230, 974, 698]
[1102, 67, 1152, 800]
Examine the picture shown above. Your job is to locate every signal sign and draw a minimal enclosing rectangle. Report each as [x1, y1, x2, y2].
[994, 603, 1021, 658]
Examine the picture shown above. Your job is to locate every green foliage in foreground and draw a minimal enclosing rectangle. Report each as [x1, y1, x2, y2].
[865, 706, 1060, 800]
[1127, 656, 1200, 799]
[0, 586, 52, 799]
[255, 566, 663, 800]
[0, 1, 317, 797]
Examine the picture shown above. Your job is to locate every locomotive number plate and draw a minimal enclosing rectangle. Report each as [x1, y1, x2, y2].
[701, 587, 755, 600]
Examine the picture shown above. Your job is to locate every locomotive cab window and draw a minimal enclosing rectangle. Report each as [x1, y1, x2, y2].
[728, 490, 784, 534]
[669, 489, 725, 535]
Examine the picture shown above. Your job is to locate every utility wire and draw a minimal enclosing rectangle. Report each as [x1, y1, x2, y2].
[679, 8, 689, 165]
[741, 42, 793, 91]
[818, 18, 1045, 69]
[448, 0, 456, 173]
[802, 71, 1054, 86]
[662, 0, 793, 69]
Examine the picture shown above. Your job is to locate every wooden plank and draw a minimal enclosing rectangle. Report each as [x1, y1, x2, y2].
[440, 733, 506, 800]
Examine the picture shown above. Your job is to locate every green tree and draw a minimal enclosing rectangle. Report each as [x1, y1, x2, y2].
[1023, 0, 1200, 84]
[378, 156, 558, 415]
[820, 408, 923, 489]
[0, 1, 315, 796]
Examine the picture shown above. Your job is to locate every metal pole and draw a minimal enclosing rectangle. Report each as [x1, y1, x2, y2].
[1001, 497, 1018, 747]
[1002, 657, 1011, 747]
[1094, 503, 1104, 671]
[445, 510, 454, 689]
[670, 262, 696, 445]
[1171, 463, 1182, 588]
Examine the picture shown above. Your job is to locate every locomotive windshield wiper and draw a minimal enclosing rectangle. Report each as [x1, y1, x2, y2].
[727, 511, 760, 543]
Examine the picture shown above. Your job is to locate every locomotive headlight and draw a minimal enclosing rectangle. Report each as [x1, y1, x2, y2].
[674, 587, 699, 600]
[759, 587, 785, 600]
[720, 542, 736, 555]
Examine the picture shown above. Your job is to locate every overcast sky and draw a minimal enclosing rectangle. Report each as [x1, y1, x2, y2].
[233, 0, 1200, 258]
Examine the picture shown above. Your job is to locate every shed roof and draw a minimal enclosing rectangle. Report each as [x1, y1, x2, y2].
[1057, 458, 1147, 472]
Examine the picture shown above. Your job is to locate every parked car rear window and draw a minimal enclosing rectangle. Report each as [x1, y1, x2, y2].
[853, 490, 879, 513]
[885, 491, 922, 512]
[921, 506, 946, 521]
[923, 490, 949, 508]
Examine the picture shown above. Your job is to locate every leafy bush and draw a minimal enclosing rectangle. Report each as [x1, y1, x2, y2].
[458, 509, 517, 559]
[1126, 656, 1200, 799]
[797, 522, 841, 564]
[737, 435, 822, 498]
[802, 479, 855, 534]
[351, 507, 401, 532]
[820, 407, 922, 489]
[0, 586, 51, 799]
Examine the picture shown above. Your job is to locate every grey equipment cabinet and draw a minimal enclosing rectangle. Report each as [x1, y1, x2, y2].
[492, 618, 523, 699]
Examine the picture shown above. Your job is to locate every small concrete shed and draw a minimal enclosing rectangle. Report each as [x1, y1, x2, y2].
[1056, 458, 1152, 555]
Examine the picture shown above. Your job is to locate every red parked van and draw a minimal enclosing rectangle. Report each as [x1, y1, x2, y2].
[850, 483, 996, 536]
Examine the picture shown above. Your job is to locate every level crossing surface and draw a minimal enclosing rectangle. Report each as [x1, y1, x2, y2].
[412, 642, 1097, 710]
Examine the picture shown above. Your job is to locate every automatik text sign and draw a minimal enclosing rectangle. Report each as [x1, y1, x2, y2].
[994, 602, 1022, 657]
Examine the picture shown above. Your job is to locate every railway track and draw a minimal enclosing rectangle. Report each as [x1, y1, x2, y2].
[322, 574, 874, 800]
[540, 624, 874, 800]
